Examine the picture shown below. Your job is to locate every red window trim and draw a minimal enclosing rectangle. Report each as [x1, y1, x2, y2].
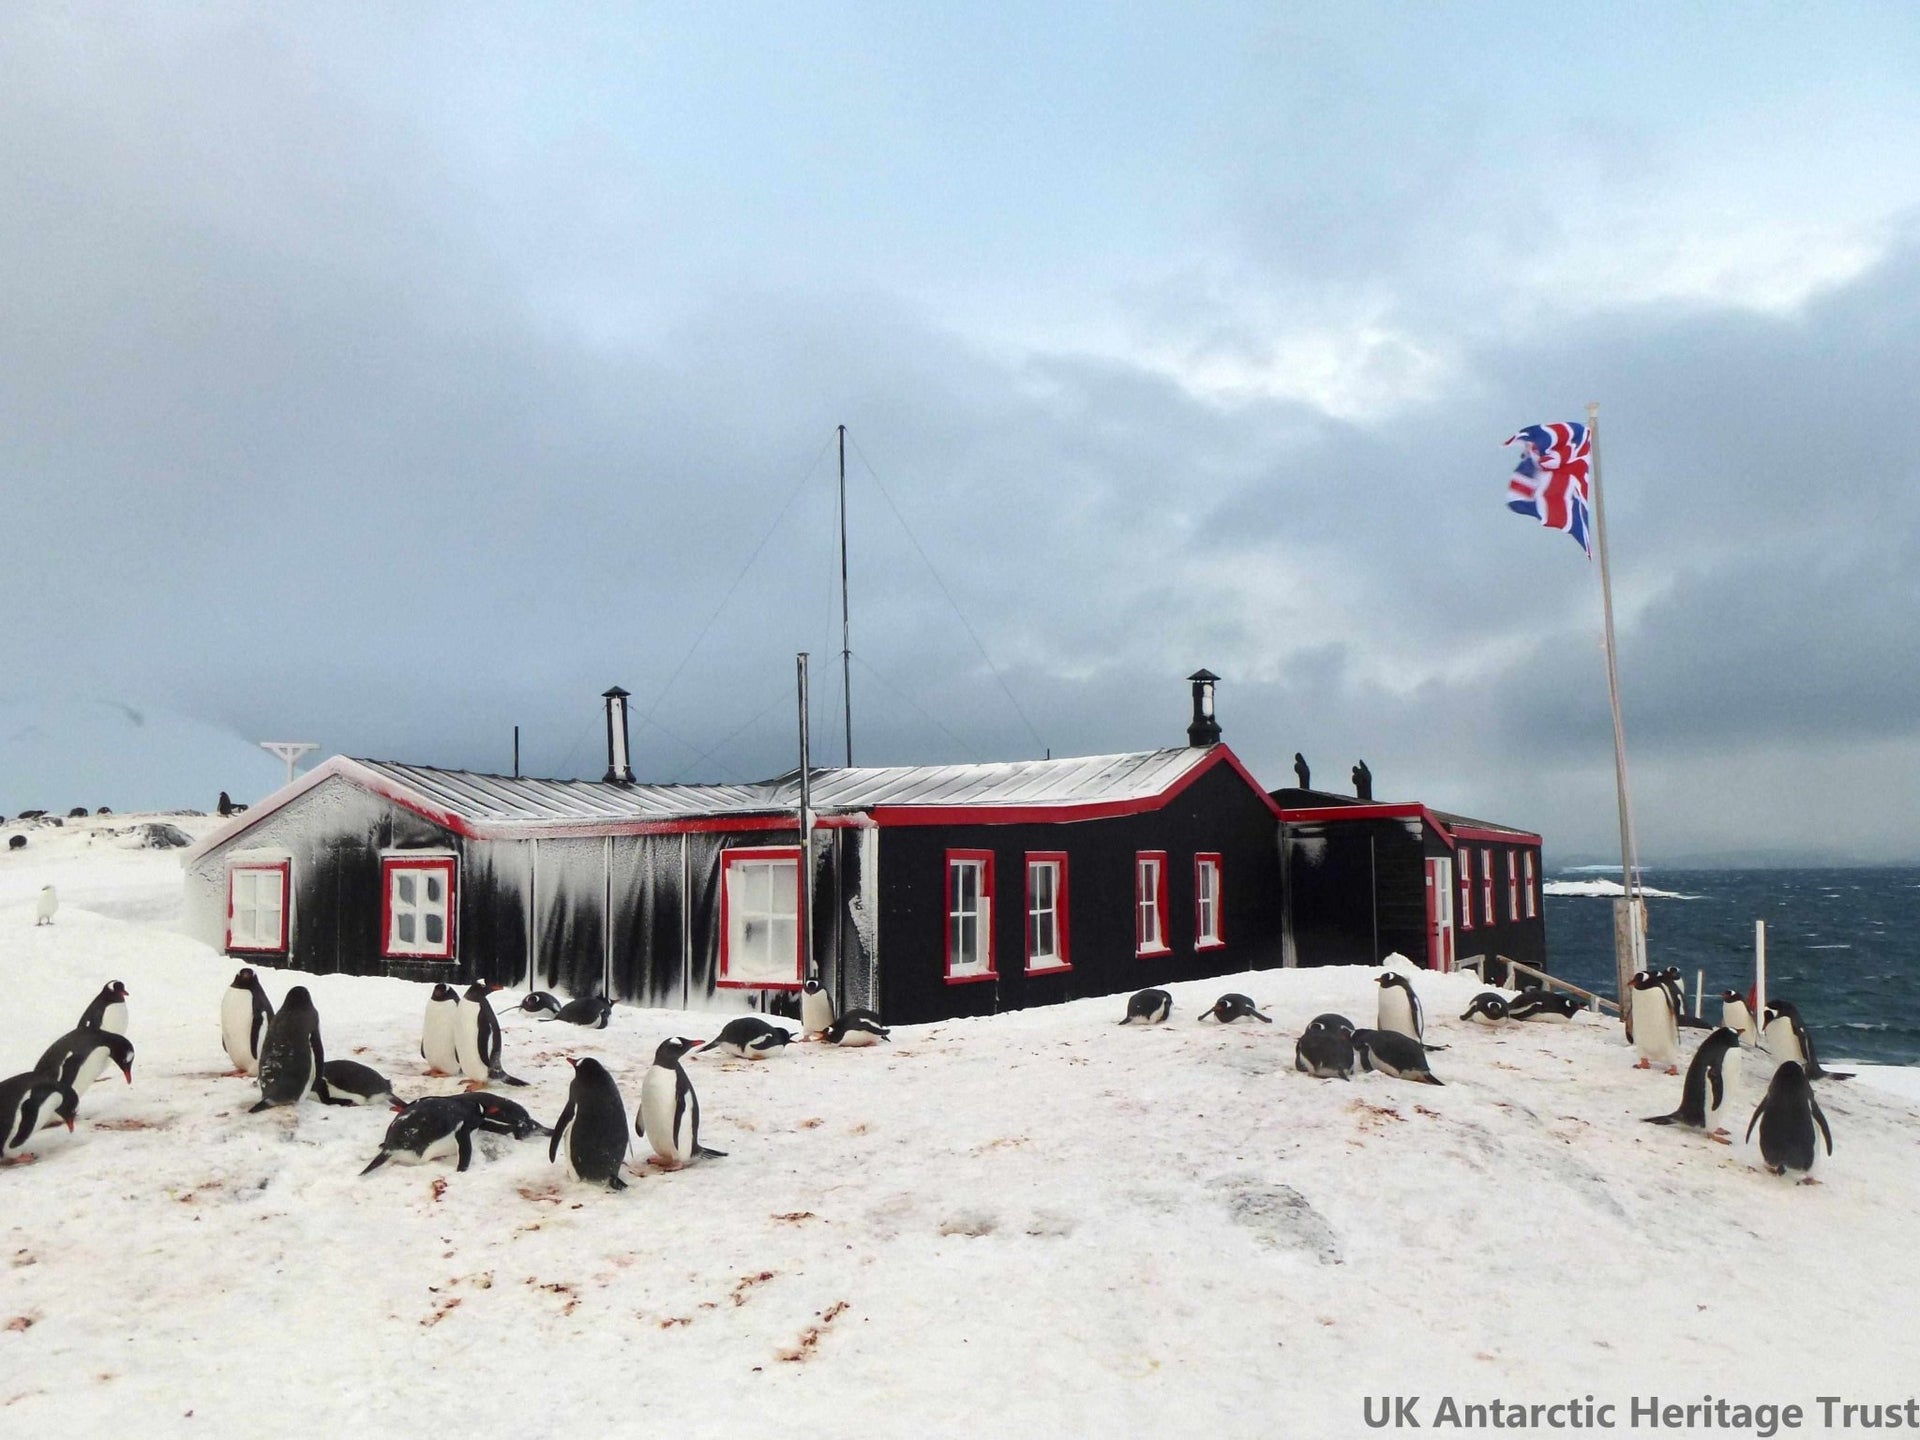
[1481, 846, 1495, 926]
[717, 846, 805, 991]
[1458, 850, 1474, 932]
[1507, 850, 1520, 922]
[1023, 852, 1071, 974]
[1135, 850, 1170, 957]
[226, 860, 291, 954]
[1524, 851, 1538, 919]
[944, 849, 997, 985]
[1194, 852, 1224, 949]
[380, 855, 458, 961]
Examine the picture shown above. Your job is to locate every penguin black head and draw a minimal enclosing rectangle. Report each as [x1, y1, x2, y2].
[1719, 989, 1745, 1004]
[104, 981, 129, 1002]
[1376, 972, 1409, 990]
[231, 968, 257, 988]
[1629, 970, 1660, 989]
[804, 978, 824, 995]
[38, 1081, 80, 1132]
[653, 1036, 703, 1067]
[430, 983, 457, 1002]
[566, 1056, 613, 1086]
[282, 986, 316, 1012]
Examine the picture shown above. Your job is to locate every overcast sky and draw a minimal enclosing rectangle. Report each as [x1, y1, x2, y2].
[3, 3, 1917, 864]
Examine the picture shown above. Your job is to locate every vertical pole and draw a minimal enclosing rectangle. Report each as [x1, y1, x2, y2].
[1588, 401, 1645, 1015]
[1755, 920, 1768, 1047]
[513, 725, 520, 780]
[838, 425, 853, 768]
[603, 834, 614, 1001]
[797, 653, 814, 985]
[1695, 968, 1705, 1019]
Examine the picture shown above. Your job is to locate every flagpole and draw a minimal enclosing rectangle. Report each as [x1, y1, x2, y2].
[1586, 400, 1647, 1017]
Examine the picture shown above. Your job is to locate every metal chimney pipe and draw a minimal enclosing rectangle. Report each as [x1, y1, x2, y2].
[602, 687, 634, 784]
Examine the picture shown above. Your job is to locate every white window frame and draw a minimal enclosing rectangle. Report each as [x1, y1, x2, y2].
[382, 855, 457, 961]
[1195, 853, 1223, 949]
[719, 847, 803, 989]
[1458, 849, 1475, 932]
[946, 851, 995, 982]
[1524, 851, 1538, 919]
[227, 861, 289, 953]
[1024, 854, 1068, 972]
[1136, 851, 1169, 956]
[1481, 846, 1495, 927]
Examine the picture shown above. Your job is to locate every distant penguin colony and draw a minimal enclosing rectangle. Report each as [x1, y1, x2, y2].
[638, 1037, 726, 1168]
[1201, 994, 1272, 1024]
[1119, 989, 1173, 1026]
[221, 968, 275, 1075]
[1748, 1061, 1833, 1181]
[552, 1057, 631, 1191]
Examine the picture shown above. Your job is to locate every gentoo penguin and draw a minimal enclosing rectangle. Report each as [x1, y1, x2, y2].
[421, 983, 461, 1075]
[1295, 1018, 1357, 1079]
[1308, 1012, 1357, 1036]
[221, 967, 275, 1075]
[249, 986, 342, 1112]
[1119, 989, 1173, 1026]
[699, 1016, 794, 1058]
[458, 1091, 550, 1140]
[454, 982, 527, 1088]
[1507, 990, 1585, 1022]
[1720, 990, 1758, 1047]
[361, 1096, 485, 1175]
[517, 991, 563, 1016]
[800, 976, 836, 1039]
[34, 885, 57, 926]
[321, 1059, 404, 1107]
[0, 1074, 78, 1162]
[1762, 1000, 1853, 1080]
[1201, 994, 1272, 1024]
[637, 1036, 726, 1168]
[823, 1010, 891, 1046]
[1628, 970, 1680, 1073]
[78, 980, 129, 1037]
[1352, 1028, 1444, 1086]
[547, 995, 613, 1028]
[1747, 1061, 1833, 1181]
[34, 1028, 135, 1098]
[1375, 972, 1424, 1043]
[1460, 993, 1509, 1025]
[551, 1057, 630, 1190]
[1643, 1027, 1744, 1139]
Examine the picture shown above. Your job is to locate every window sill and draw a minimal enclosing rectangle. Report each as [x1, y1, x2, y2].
[383, 951, 456, 963]
[1025, 960, 1073, 975]
[1195, 939, 1226, 952]
[716, 976, 804, 991]
[1135, 944, 1172, 958]
[944, 969, 999, 986]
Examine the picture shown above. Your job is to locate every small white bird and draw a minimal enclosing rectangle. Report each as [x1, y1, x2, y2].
[34, 886, 58, 926]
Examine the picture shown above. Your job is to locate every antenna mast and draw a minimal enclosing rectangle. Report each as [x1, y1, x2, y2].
[838, 423, 853, 767]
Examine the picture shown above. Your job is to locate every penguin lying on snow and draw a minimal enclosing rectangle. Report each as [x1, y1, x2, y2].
[321, 1059, 405, 1107]
[1643, 1027, 1743, 1140]
[35, 1028, 135, 1098]
[1375, 973, 1424, 1042]
[1762, 1000, 1853, 1081]
[79, 980, 129, 1037]
[517, 992, 562, 1016]
[1352, 1028, 1444, 1086]
[1202, 994, 1272, 1024]
[457, 1091, 550, 1140]
[800, 977, 836, 1038]
[1295, 1015, 1357, 1080]
[1460, 993, 1508, 1025]
[250, 987, 349, 1112]
[454, 982, 528, 1088]
[824, 1011, 890, 1046]
[639, 1037, 726, 1168]
[1748, 1061, 1833, 1182]
[0, 1073, 79, 1163]
[222, 968, 274, 1075]
[421, 984, 461, 1075]
[1508, 989, 1586, 1022]
[546, 995, 613, 1029]
[361, 1096, 486, 1175]
[1118, 989, 1172, 1026]
[552, 1057, 631, 1191]
[699, 1016, 793, 1058]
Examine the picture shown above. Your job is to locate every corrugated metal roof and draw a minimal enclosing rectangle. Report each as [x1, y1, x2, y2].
[350, 746, 1214, 828]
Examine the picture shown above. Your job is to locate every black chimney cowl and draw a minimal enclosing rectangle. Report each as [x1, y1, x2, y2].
[1186, 669, 1221, 747]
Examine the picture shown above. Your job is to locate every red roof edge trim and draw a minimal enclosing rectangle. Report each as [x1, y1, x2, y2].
[1278, 801, 1541, 851]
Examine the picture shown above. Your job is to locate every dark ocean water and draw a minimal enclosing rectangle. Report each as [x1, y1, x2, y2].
[1543, 867, 1920, 1067]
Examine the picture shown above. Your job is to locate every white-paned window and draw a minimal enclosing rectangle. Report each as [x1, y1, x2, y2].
[1136, 851, 1168, 955]
[1195, 853, 1223, 948]
[1481, 847, 1495, 926]
[1524, 851, 1538, 919]
[1458, 850, 1475, 931]
[383, 856, 456, 960]
[720, 848, 802, 988]
[227, 863, 289, 953]
[946, 851, 995, 981]
[1025, 854, 1068, 971]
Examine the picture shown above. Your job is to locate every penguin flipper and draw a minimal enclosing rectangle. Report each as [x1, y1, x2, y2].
[1419, 1073, 1445, 1086]
[456, 1128, 473, 1172]
[360, 1151, 390, 1176]
[694, 1144, 727, 1159]
[248, 1099, 274, 1114]
[1812, 1096, 1834, 1156]
[549, 1100, 575, 1164]
[1641, 1113, 1683, 1126]
[607, 1172, 627, 1191]
[1253, 1011, 1273, 1023]
[1746, 1101, 1765, 1144]
[490, 1069, 530, 1088]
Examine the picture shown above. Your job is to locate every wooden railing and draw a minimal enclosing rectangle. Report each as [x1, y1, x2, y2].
[1459, 953, 1621, 1016]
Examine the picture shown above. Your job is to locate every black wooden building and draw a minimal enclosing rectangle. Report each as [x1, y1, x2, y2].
[185, 685, 1286, 1026]
[1275, 788, 1545, 974]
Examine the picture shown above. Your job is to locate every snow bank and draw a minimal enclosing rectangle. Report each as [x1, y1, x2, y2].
[1543, 877, 1699, 900]
[3, 826, 1918, 1436]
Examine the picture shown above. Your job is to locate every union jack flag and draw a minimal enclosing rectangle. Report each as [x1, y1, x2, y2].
[1505, 421, 1592, 555]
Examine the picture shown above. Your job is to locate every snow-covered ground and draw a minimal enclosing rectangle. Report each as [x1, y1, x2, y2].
[5, 819, 1919, 1436]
